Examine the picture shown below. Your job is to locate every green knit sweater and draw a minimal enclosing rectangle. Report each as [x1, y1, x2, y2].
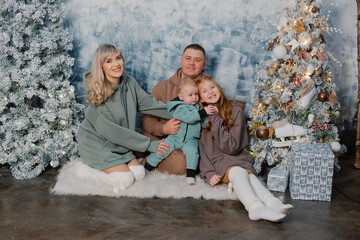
[77, 71, 169, 170]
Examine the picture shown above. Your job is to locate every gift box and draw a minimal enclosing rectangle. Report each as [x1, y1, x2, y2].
[289, 142, 335, 201]
[267, 168, 289, 192]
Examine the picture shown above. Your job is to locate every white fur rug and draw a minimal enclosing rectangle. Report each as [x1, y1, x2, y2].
[51, 158, 238, 200]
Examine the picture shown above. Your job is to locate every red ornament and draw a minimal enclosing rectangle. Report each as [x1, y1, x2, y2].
[323, 122, 329, 131]
[301, 52, 307, 61]
[31, 162, 39, 169]
[256, 126, 270, 140]
[311, 7, 318, 13]
[294, 76, 301, 86]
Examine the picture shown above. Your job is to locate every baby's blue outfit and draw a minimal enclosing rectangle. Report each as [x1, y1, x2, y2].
[146, 97, 208, 170]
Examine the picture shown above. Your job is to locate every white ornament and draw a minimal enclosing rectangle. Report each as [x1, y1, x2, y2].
[300, 37, 312, 48]
[308, 114, 315, 124]
[287, 39, 299, 51]
[50, 160, 56, 167]
[330, 142, 341, 152]
[306, 64, 315, 75]
[273, 45, 287, 59]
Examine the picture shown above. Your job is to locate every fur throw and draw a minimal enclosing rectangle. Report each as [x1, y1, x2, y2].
[51, 158, 238, 200]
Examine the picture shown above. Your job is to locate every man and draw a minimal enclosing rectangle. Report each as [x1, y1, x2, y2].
[140, 44, 207, 174]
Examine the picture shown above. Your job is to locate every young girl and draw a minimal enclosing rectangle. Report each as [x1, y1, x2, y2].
[76, 44, 170, 193]
[197, 76, 293, 222]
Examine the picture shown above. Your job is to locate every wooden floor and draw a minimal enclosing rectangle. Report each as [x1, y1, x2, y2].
[0, 154, 359, 240]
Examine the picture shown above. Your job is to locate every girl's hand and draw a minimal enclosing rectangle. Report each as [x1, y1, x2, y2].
[157, 139, 170, 156]
[204, 105, 218, 115]
[209, 174, 222, 186]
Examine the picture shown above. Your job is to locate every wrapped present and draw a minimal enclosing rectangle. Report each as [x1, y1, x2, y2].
[267, 168, 289, 192]
[289, 142, 335, 201]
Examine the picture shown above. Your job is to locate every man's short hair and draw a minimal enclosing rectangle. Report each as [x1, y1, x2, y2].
[183, 44, 206, 57]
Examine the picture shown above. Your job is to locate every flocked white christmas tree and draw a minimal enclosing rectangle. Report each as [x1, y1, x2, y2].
[0, 0, 84, 179]
[248, 0, 345, 173]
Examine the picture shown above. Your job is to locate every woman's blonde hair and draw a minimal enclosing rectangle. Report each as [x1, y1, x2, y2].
[197, 76, 233, 132]
[85, 44, 123, 106]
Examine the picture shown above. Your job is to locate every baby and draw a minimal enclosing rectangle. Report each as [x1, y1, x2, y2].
[144, 78, 216, 185]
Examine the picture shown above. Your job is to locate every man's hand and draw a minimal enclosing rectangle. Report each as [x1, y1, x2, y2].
[163, 118, 181, 135]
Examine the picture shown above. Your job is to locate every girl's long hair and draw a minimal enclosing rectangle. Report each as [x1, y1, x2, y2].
[85, 44, 123, 106]
[197, 76, 233, 132]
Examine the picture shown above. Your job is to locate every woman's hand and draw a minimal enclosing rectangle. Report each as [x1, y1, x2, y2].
[157, 139, 170, 156]
[204, 105, 218, 115]
[163, 118, 181, 135]
[209, 174, 222, 186]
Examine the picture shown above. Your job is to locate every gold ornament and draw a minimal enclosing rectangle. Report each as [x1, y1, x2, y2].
[273, 81, 284, 93]
[250, 104, 266, 118]
[314, 68, 323, 76]
[292, 19, 306, 34]
[327, 72, 333, 83]
[277, 99, 286, 113]
[267, 62, 279, 76]
[278, 59, 295, 78]
[268, 37, 280, 51]
[318, 137, 329, 143]
[268, 127, 274, 139]
[329, 90, 337, 104]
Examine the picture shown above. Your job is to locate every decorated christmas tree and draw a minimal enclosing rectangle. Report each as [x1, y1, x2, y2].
[0, 0, 84, 179]
[248, 0, 344, 173]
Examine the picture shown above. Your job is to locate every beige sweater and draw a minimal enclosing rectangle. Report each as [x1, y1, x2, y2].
[141, 68, 206, 138]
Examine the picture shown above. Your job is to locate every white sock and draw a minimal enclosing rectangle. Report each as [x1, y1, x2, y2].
[249, 205, 286, 222]
[229, 167, 286, 222]
[186, 177, 196, 185]
[249, 174, 293, 214]
[109, 172, 134, 194]
[227, 182, 233, 193]
[129, 165, 146, 182]
[263, 197, 294, 215]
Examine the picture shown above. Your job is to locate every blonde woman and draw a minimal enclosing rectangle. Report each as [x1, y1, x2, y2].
[77, 44, 170, 192]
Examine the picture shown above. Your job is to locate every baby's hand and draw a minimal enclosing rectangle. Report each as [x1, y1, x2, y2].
[204, 105, 218, 115]
[209, 174, 221, 186]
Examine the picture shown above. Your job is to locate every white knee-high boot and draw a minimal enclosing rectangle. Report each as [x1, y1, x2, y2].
[129, 165, 146, 181]
[248, 174, 293, 214]
[76, 161, 122, 194]
[109, 172, 135, 193]
[229, 167, 286, 222]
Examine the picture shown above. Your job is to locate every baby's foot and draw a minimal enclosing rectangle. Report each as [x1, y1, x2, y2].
[186, 177, 196, 185]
